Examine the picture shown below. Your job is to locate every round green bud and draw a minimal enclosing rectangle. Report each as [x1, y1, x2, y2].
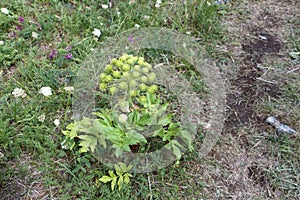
[104, 64, 113, 72]
[119, 55, 127, 62]
[145, 63, 152, 70]
[139, 83, 147, 91]
[132, 71, 140, 78]
[123, 71, 130, 78]
[147, 85, 158, 94]
[119, 82, 127, 90]
[127, 59, 135, 65]
[109, 86, 117, 94]
[140, 76, 148, 83]
[138, 60, 145, 66]
[99, 73, 106, 81]
[99, 83, 107, 91]
[127, 55, 134, 59]
[132, 56, 139, 63]
[118, 99, 129, 112]
[111, 58, 117, 65]
[133, 65, 140, 71]
[142, 67, 149, 73]
[148, 72, 156, 82]
[112, 70, 121, 78]
[105, 75, 113, 82]
[129, 90, 138, 97]
[122, 64, 130, 71]
[139, 95, 147, 103]
[138, 57, 144, 62]
[115, 60, 123, 68]
[129, 80, 137, 87]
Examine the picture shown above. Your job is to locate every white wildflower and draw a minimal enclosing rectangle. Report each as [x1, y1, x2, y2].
[129, 0, 135, 4]
[0, 41, 4, 45]
[144, 15, 150, 20]
[92, 28, 101, 37]
[118, 114, 128, 123]
[101, 4, 109, 9]
[32, 32, 38, 38]
[135, 24, 140, 28]
[64, 86, 74, 92]
[12, 88, 27, 98]
[1, 8, 9, 15]
[116, 11, 121, 17]
[155, 0, 162, 8]
[186, 31, 191, 35]
[38, 114, 45, 122]
[39, 86, 52, 97]
[54, 119, 60, 126]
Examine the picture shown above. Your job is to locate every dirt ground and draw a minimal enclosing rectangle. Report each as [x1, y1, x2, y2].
[187, 0, 300, 199]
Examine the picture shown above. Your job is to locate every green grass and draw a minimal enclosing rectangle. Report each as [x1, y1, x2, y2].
[0, 0, 228, 199]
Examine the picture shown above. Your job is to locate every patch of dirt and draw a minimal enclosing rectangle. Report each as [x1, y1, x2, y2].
[188, 0, 300, 199]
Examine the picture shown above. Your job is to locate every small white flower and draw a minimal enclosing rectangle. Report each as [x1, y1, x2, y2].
[39, 86, 52, 97]
[116, 11, 121, 17]
[186, 31, 191, 35]
[92, 28, 101, 37]
[118, 114, 128, 123]
[129, 0, 135, 4]
[54, 119, 60, 126]
[135, 24, 140, 28]
[144, 15, 150, 20]
[101, 4, 109, 9]
[64, 86, 74, 92]
[38, 114, 45, 122]
[12, 88, 27, 98]
[155, 0, 162, 8]
[32, 32, 38, 38]
[1, 8, 9, 15]
[0, 41, 4, 45]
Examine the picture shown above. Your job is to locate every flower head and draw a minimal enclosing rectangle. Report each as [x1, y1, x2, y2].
[64, 86, 74, 92]
[65, 45, 72, 51]
[48, 49, 57, 59]
[54, 119, 60, 126]
[18, 17, 25, 23]
[64, 53, 73, 59]
[0, 41, 4, 45]
[39, 86, 52, 96]
[1, 8, 9, 15]
[12, 88, 27, 98]
[101, 4, 109, 9]
[38, 114, 45, 122]
[32, 32, 38, 38]
[16, 26, 22, 31]
[92, 28, 101, 37]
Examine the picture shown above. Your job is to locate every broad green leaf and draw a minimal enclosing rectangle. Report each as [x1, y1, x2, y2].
[158, 114, 172, 126]
[117, 174, 123, 191]
[123, 173, 132, 184]
[172, 145, 182, 160]
[115, 164, 122, 176]
[99, 175, 112, 183]
[108, 170, 116, 178]
[78, 134, 97, 153]
[119, 163, 133, 172]
[111, 177, 117, 190]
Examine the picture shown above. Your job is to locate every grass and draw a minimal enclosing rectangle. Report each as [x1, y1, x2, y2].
[1, 0, 299, 199]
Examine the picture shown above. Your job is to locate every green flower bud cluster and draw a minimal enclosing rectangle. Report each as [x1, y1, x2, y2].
[98, 54, 158, 97]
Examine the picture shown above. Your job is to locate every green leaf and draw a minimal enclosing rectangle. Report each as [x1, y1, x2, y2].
[118, 174, 124, 191]
[123, 173, 132, 184]
[78, 134, 97, 153]
[115, 164, 122, 176]
[172, 145, 182, 160]
[111, 177, 117, 191]
[158, 114, 172, 126]
[99, 175, 112, 183]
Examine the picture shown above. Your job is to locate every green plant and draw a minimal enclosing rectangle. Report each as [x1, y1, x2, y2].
[61, 54, 194, 190]
[97, 163, 133, 191]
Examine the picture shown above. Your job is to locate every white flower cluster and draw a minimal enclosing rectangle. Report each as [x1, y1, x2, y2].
[12, 88, 27, 98]
[155, 0, 162, 8]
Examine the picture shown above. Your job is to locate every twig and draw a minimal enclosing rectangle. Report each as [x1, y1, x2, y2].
[256, 77, 278, 84]
[146, 156, 153, 200]
[286, 67, 299, 74]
